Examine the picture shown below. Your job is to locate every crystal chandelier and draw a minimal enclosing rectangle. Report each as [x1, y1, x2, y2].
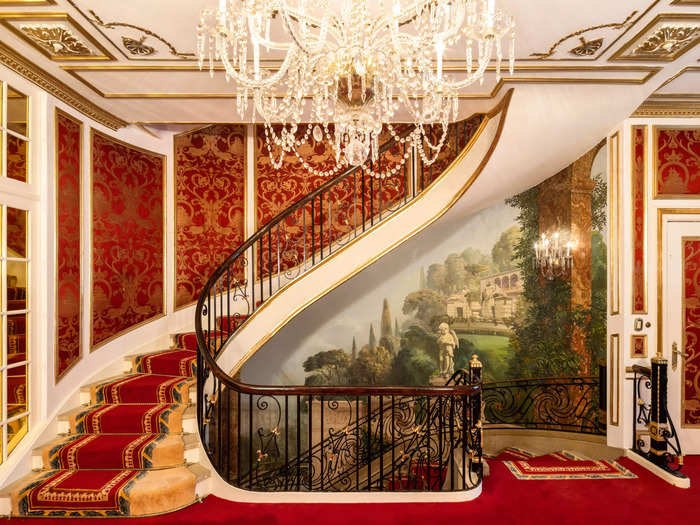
[533, 232, 575, 280]
[198, 0, 515, 177]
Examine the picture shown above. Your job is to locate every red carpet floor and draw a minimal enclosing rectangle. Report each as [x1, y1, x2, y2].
[6, 455, 697, 524]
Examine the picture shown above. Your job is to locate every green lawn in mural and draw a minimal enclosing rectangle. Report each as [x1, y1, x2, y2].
[457, 334, 511, 381]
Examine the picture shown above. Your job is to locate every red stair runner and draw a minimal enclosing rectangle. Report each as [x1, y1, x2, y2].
[14, 347, 197, 517]
[93, 374, 193, 404]
[47, 434, 163, 470]
[72, 403, 183, 434]
[134, 349, 196, 377]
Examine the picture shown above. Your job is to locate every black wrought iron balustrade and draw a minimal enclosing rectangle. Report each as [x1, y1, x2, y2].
[194, 114, 488, 493]
[482, 374, 605, 434]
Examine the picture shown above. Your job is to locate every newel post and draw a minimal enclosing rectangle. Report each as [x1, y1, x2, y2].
[469, 354, 483, 471]
[648, 355, 668, 467]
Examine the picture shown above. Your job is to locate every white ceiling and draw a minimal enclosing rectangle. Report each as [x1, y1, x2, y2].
[0, 1, 697, 198]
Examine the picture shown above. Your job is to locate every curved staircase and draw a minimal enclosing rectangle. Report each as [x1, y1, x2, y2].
[0, 89, 513, 515]
[1, 347, 209, 517]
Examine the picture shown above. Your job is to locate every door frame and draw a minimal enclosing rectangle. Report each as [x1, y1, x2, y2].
[657, 209, 700, 452]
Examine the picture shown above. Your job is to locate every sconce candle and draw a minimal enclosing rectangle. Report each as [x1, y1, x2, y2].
[534, 231, 575, 280]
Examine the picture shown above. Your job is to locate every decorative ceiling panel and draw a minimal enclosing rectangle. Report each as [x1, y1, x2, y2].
[0, 13, 114, 61]
[59, 65, 660, 101]
[65, 0, 203, 61]
[610, 13, 700, 61]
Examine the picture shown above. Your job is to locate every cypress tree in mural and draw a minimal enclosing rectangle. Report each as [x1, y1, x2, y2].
[381, 298, 393, 338]
[351, 337, 357, 361]
[395, 318, 400, 337]
[419, 266, 427, 289]
[369, 324, 377, 350]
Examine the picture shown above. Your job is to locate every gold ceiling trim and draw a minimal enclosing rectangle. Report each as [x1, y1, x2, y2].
[517, 0, 662, 62]
[59, 64, 660, 100]
[609, 13, 700, 62]
[88, 9, 193, 59]
[632, 101, 700, 117]
[670, 0, 700, 4]
[0, 12, 116, 61]
[0, 0, 56, 5]
[649, 66, 700, 99]
[0, 40, 127, 129]
[530, 10, 638, 59]
[64, 1, 194, 62]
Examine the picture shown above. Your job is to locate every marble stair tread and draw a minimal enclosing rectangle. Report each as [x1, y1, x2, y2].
[82, 373, 195, 405]
[58, 403, 194, 435]
[32, 433, 198, 471]
[5, 465, 202, 517]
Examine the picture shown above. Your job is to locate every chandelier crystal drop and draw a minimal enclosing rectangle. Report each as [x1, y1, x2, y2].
[198, 0, 515, 177]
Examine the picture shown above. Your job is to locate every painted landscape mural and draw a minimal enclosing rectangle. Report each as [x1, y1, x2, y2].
[241, 142, 607, 387]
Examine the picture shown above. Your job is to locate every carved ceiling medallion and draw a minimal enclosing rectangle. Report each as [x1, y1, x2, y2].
[19, 25, 92, 56]
[531, 10, 636, 59]
[633, 24, 700, 57]
[122, 36, 155, 56]
[569, 37, 604, 57]
[610, 14, 700, 61]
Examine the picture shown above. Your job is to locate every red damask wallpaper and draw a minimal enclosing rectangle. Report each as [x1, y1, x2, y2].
[91, 131, 165, 348]
[632, 126, 646, 313]
[56, 111, 82, 379]
[174, 125, 246, 309]
[684, 238, 700, 426]
[656, 128, 700, 196]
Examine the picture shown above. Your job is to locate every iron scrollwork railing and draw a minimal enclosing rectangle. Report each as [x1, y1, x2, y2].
[482, 375, 605, 434]
[631, 364, 685, 477]
[194, 112, 492, 493]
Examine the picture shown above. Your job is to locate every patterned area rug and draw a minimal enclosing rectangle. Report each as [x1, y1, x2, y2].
[503, 454, 637, 480]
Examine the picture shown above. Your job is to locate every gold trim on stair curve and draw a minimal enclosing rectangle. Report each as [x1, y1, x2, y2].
[219, 89, 513, 380]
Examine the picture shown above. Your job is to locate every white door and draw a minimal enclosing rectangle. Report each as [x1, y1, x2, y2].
[665, 219, 700, 454]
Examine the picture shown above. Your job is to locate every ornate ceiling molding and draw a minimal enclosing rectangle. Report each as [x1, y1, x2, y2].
[0, 13, 115, 61]
[63, 1, 194, 61]
[59, 64, 661, 102]
[648, 66, 700, 99]
[632, 101, 700, 117]
[0, 0, 56, 5]
[0, 40, 127, 129]
[531, 10, 637, 59]
[610, 14, 700, 61]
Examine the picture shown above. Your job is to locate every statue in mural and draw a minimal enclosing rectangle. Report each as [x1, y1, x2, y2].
[437, 322, 459, 377]
[481, 281, 497, 325]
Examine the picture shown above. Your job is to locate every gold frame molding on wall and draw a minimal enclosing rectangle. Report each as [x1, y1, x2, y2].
[630, 334, 648, 359]
[609, 13, 700, 62]
[0, 40, 126, 130]
[632, 125, 648, 315]
[89, 128, 166, 351]
[652, 125, 700, 199]
[681, 235, 700, 428]
[172, 123, 248, 312]
[609, 334, 620, 427]
[53, 107, 83, 382]
[227, 91, 512, 378]
[609, 131, 621, 316]
[58, 64, 661, 101]
[656, 208, 700, 360]
[0, 12, 116, 61]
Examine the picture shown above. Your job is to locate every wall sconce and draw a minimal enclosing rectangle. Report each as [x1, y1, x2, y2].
[533, 232, 575, 280]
